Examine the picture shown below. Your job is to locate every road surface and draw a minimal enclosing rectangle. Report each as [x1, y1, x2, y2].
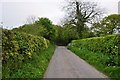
[44, 46, 108, 78]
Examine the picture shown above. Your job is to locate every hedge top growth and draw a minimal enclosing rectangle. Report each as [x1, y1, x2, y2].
[68, 34, 120, 66]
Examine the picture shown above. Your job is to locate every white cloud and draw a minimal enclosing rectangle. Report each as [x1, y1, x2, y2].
[0, 3, 2, 22]
[1, 0, 120, 29]
[2, 1, 65, 28]
[1, 0, 64, 2]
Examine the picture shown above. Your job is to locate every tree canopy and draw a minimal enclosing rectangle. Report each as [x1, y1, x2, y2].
[63, 0, 103, 38]
[91, 14, 120, 36]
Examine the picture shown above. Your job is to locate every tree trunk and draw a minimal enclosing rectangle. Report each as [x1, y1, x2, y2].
[76, 1, 84, 39]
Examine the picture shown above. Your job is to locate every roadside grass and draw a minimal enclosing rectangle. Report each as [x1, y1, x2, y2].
[3, 44, 56, 78]
[68, 46, 120, 79]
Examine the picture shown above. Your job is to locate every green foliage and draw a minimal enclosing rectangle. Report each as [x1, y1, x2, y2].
[91, 14, 120, 36]
[8, 44, 56, 78]
[12, 17, 93, 46]
[35, 18, 57, 42]
[55, 25, 79, 45]
[2, 29, 50, 78]
[35, 18, 52, 28]
[68, 47, 120, 78]
[62, 25, 79, 45]
[12, 24, 47, 37]
[81, 26, 95, 38]
[68, 34, 120, 66]
[68, 34, 120, 78]
[63, 0, 102, 39]
[13, 17, 57, 42]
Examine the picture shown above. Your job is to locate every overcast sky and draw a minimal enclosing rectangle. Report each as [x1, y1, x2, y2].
[0, 0, 120, 29]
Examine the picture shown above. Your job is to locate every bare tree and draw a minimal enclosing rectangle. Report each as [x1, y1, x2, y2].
[63, 0, 103, 38]
[0, 22, 3, 28]
[26, 15, 38, 24]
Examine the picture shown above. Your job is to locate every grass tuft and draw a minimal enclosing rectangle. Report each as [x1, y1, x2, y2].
[68, 46, 120, 79]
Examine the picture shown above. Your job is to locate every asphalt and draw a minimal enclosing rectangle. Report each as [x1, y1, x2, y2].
[44, 46, 108, 78]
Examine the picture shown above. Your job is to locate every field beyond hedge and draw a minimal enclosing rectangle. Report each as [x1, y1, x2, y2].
[68, 34, 120, 78]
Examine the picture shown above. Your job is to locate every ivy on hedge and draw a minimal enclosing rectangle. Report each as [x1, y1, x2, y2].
[68, 34, 120, 66]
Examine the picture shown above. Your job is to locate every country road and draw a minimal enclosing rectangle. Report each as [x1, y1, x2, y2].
[44, 46, 108, 78]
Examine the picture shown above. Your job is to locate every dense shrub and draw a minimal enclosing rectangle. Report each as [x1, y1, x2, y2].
[68, 34, 120, 66]
[8, 44, 56, 78]
[68, 46, 120, 78]
[2, 29, 50, 78]
[68, 34, 120, 78]
[12, 18, 58, 42]
[55, 25, 79, 45]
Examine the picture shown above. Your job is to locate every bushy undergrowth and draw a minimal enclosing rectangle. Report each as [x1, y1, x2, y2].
[68, 34, 120, 66]
[12, 20, 58, 42]
[68, 34, 120, 78]
[9, 44, 56, 78]
[2, 29, 52, 78]
[68, 47, 120, 78]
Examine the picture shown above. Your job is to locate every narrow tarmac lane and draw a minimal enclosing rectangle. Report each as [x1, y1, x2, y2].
[44, 46, 108, 78]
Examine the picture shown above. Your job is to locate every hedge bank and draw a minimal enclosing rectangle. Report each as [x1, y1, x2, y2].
[2, 29, 52, 78]
[68, 34, 120, 66]
[68, 34, 120, 78]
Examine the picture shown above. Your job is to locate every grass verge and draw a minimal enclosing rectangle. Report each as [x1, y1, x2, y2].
[68, 46, 120, 79]
[3, 44, 56, 78]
